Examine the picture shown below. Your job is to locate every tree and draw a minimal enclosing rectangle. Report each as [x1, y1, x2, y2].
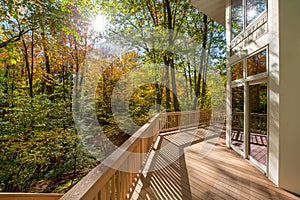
[0, 0, 226, 193]
[0, 0, 100, 193]
[101, 0, 200, 111]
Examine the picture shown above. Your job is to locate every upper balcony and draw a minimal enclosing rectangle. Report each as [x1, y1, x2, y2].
[1, 111, 298, 200]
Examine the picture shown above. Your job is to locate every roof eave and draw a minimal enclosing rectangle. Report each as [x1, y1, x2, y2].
[190, 0, 226, 26]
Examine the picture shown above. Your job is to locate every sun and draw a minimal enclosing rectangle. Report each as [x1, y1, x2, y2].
[92, 13, 108, 32]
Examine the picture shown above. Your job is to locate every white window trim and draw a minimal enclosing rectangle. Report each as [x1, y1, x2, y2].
[230, 0, 268, 42]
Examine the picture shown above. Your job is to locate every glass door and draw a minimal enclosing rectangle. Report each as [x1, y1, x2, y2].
[231, 86, 244, 154]
[249, 82, 268, 168]
[230, 48, 268, 172]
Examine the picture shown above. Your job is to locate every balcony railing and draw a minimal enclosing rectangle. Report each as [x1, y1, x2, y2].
[0, 193, 63, 200]
[0, 110, 225, 200]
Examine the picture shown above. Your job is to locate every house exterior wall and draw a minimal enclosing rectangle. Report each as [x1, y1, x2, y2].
[192, 0, 300, 195]
[279, 0, 300, 195]
[225, 0, 300, 195]
[267, 0, 280, 187]
[226, 0, 273, 174]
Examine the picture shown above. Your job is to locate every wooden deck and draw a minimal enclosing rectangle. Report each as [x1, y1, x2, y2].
[131, 124, 300, 200]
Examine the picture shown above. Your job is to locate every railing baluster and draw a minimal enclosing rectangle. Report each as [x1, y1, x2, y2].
[120, 171, 124, 200]
[100, 188, 105, 200]
[116, 171, 120, 200]
[111, 174, 115, 200]
[125, 171, 129, 199]
[105, 181, 110, 200]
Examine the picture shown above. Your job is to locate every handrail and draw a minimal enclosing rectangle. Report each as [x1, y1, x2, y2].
[0, 193, 63, 200]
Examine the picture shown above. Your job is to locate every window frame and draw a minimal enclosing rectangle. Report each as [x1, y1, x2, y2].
[231, 47, 269, 85]
[246, 47, 268, 81]
[230, 46, 269, 172]
[230, 0, 268, 41]
[231, 60, 244, 82]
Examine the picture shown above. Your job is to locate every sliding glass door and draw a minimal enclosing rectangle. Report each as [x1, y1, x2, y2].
[249, 83, 268, 167]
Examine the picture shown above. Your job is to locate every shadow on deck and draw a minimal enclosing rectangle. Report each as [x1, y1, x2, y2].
[132, 124, 299, 200]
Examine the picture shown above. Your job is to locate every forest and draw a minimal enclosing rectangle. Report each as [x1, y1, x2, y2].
[0, 0, 226, 193]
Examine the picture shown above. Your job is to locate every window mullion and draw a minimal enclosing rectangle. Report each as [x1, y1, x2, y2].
[243, 0, 246, 31]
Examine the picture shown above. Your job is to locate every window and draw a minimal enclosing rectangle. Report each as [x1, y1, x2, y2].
[247, 49, 267, 76]
[230, 48, 268, 170]
[232, 61, 244, 81]
[231, 0, 243, 39]
[249, 83, 268, 166]
[231, 0, 267, 40]
[246, 0, 267, 26]
[231, 48, 267, 81]
[231, 86, 244, 152]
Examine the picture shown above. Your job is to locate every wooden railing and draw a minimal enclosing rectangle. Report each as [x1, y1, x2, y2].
[160, 110, 225, 132]
[0, 110, 226, 200]
[0, 193, 63, 200]
[60, 114, 161, 200]
[61, 110, 224, 200]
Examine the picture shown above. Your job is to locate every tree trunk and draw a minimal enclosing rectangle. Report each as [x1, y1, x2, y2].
[155, 82, 162, 111]
[22, 38, 33, 98]
[193, 14, 208, 110]
[30, 30, 34, 98]
[170, 58, 180, 111]
[185, 52, 193, 100]
[4, 61, 9, 110]
[166, 0, 180, 111]
[201, 20, 213, 109]
[183, 65, 189, 98]
[41, 31, 53, 97]
[62, 65, 66, 102]
[153, 51, 163, 112]
[164, 55, 171, 111]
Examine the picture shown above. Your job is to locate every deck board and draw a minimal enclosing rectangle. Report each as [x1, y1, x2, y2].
[132, 124, 300, 200]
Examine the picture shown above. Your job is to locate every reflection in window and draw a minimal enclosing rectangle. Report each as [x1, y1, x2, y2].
[246, 0, 267, 26]
[231, 0, 243, 39]
[249, 83, 267, 166]
[231, 86, 244, 152]
[232, 62, 243, 81]
[247, 49, 267, 76]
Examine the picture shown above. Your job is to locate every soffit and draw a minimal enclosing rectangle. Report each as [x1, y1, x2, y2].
[190, 0, 226, 26]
